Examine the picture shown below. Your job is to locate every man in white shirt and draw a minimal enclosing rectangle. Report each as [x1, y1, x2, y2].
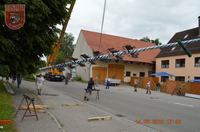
[36, 74, 44, 95]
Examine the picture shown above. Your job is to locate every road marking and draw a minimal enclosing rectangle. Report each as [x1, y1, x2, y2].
[47, 111, 66, 132]
[173, 102, 193, 108]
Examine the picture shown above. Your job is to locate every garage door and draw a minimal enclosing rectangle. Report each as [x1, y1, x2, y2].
[108, 64, 124, 81]
[92, 67, 107, 84]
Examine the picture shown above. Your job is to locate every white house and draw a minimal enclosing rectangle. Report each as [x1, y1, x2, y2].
[72, 30, 160, 84]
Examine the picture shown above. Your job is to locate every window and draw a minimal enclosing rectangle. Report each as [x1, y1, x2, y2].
[195, 57, 200, 67]
[148, 71, 153, 77]
[161, 76, 169, 82]
[161, 60, 169, 68]
[175, 76, 185, 82]
[175, 59, 185, 68]
[125, 71, 131, 77]
[139, 72, 145, 77]
[132, 73, 137, 76]
[194, 77, 200, 79]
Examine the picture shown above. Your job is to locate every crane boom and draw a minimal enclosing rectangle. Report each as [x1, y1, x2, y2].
[47, 0, 76, 75]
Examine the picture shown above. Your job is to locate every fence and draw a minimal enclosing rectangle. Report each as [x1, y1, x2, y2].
[161, 81, 200, 95]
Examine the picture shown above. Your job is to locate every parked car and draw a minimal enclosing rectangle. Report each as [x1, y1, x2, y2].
[104, 78, 121, 86]
[44, 72, 65, 82]
[44, 72, 53, 80]
[49, 75, 65, 82]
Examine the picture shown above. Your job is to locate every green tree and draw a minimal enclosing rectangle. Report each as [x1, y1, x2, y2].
[0, 0, 71, 76]
[54, 33, 74, 64]
[140, 36, 151, 43]
[36, 60, 47, 70]
[140, 36, 162, 45]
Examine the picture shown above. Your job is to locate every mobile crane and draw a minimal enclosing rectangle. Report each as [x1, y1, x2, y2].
[47, 0, 76, 75]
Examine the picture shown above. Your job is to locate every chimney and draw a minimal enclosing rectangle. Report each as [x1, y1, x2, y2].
[199, 16, 200, 36]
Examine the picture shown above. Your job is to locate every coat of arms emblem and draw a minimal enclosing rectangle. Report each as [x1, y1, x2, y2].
[5, 4, 25, 30]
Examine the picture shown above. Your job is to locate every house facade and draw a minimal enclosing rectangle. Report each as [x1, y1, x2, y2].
[156, 17, 200, 82]
[73, 30, 160, 84]
[156, 54, 200, 82]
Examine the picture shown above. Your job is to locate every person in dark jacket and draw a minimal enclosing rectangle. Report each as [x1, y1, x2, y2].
[84, 78, 94, 101]
[16, 74, 22, 88]
[105, 78, 110, 89]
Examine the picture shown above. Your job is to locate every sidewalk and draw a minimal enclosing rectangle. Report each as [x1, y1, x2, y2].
[13, 82, 60, 132]
[13, 81, 159, 132]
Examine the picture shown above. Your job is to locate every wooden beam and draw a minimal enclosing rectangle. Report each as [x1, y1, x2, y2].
[61, 104, 80, 107]
[88, 116, 112, 121]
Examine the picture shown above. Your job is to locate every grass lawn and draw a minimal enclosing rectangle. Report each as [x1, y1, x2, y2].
[0, 81, 17, 132]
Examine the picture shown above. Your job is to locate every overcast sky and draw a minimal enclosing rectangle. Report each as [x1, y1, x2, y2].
[66, 0, 200, 44]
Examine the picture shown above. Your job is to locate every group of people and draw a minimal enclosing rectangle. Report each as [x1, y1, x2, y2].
[84, 78, 153, 101]
[6, 74, 22, 88]
[133, 79, 152, 94]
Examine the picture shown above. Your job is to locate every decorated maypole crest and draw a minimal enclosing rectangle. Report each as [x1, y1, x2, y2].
[5, 4, 25, 30]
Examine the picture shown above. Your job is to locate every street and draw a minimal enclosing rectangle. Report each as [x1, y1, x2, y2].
[37, 81, 200, 132]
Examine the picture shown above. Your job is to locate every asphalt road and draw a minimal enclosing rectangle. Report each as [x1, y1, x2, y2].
[45, 81, 200, 132]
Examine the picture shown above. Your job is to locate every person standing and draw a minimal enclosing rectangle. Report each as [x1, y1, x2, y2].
[105, 78, 110, 89]
[65, 72, 68, 85]
[16, 74, 22, 88]
[146, 80, 151, 94]
[95, 76, 99, 88]
[84, 78, 94, 101]
[134, 79, 139, 92]
[36, 74, 45, 95]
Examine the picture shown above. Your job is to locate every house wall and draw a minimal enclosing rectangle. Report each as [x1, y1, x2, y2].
[73, 31, 154, 83]
[156, 53, 200, 82]
[124, 63, 153, 82]
[91, 61, 153, 83]
[90, 62, 108, 78]
[72, 31, 93, 81]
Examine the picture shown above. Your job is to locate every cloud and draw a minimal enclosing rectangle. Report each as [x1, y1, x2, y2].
[67, 0, 200, 44]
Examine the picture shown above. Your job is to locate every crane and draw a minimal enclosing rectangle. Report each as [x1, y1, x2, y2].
[47, 0, 76, 75]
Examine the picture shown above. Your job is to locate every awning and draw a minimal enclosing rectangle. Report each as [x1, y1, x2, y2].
[191, 79, 200, 83]
[151, 72, 174, 77]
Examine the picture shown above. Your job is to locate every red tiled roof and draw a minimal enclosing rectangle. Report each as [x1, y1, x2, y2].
[81, 30, 160, 64]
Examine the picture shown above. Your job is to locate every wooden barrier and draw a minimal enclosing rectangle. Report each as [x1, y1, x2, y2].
[187, 83, 200, 95]
[161, 81, 200, 95]
[161, 81, 180, 94]
[130, 77, 140, 86]
[131, 78, 200, 95]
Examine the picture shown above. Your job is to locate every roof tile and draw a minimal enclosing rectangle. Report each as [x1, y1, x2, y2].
[81, 30, 160, 63]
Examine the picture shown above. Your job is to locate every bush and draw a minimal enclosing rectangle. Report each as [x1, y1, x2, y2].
[75, 76, 87, 83]
[75, 76, 82, 81]
[23, 74, 36, 82]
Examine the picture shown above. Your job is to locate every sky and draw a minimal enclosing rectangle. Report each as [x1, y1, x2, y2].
[66, 0, 200, 44]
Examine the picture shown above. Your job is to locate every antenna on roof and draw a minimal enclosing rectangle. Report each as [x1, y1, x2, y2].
[98, 0, 107, 51]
